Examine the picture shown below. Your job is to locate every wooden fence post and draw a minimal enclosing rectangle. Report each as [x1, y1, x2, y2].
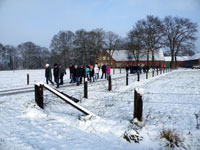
[134, 89, 143, 121]
[84, 78, 88, 99]
[35, 84, 44, 109]
[120, 67, 121, 74]
[108, 75, 112, 91]
[27, 74, 29, 85]
[157, 68, 158, 76]
[137, 72, 140, 82]
[126, 73, 128, 86]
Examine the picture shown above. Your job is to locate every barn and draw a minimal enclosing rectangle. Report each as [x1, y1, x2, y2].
[97, 49, 165, 68]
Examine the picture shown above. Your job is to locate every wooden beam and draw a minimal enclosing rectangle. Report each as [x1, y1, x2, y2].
[42, 83, 94, 116]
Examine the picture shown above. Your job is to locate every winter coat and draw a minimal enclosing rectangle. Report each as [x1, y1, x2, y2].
[85, 67, 90, 76]
[80, 67, 85, 77]
[102, 65, 106, 73]
[45, 67, 52, 79]
[106, 66, 111, 74]
[90, 69, 94, 76]
[94, 66, 99, 74]
[70, 65, 75, 74]
[74, 68, 81, 77]
[53, 67, 60, 78]
[60, 68, 66, 77]
[126, 66, 129, 72]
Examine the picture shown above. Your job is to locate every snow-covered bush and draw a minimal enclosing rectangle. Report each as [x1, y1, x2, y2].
[123, 130, 143, 143]
[123, 120, 143, 143]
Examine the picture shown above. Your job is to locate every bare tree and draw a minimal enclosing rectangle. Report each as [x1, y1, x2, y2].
[18, 42, 49, 69]
[163, 16, 198, 68]
[4, 45, 18, 70]
[136, 15, 164, 67]
[87, 28, 105, 65]
[50, 31, 75, 68]
[127, 26, 145, 65]
[74, 28, 105, 65]
[105, 31, 121, 65]
[0, 43, 6, 70]
[74, 29, 88, 65]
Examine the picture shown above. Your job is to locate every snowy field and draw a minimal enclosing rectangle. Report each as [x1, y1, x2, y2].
[0, 68, 200, 150]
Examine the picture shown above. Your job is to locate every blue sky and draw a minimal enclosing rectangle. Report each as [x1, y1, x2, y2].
[0, 0, 199, 51]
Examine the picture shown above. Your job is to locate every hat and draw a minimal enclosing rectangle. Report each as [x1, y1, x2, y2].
[46, 64, 49, 67]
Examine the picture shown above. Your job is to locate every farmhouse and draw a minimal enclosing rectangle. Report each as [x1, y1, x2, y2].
[97, 49, 165, 68]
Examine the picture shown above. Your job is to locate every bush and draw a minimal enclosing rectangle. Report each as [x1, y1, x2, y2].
[160, 128, 183, 148]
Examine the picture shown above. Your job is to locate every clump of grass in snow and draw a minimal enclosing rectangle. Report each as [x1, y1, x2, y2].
[160, 128, 184, 148]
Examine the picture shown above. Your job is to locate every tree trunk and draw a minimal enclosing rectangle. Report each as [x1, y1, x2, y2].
[147, 51, 150, 67]
[170, 52, 174, 68]
[152, 52, 154, 68]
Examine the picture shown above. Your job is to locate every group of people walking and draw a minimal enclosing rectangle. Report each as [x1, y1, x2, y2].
[45, 63, 167, 88]
[45, 63, 111, 88]
[45, 63, 66, 88]
[69, 63, 111, 86]
[125, 64, 166, 74]
[125, 64, 149, 74]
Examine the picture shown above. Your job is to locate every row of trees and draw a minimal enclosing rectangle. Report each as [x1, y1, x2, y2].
[127, 15, 198, 67]
[0, 42, 50, 70]
[0, 15, 198, 70]
[50, 29, 124, 67]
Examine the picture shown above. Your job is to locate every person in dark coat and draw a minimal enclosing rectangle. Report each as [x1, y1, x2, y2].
[74, 65, 81, 86]
[70, 64, 75, 83]
[69, 64, 74, 79]
[79, 65, 85, 84]
[101, 64, 106, 79]
[53, 63, 60, 88]
[45, 64, 54, 85]
[89, 65, 95, 82]
[125, 64, 129, 74]
[59, 64, 66, 85]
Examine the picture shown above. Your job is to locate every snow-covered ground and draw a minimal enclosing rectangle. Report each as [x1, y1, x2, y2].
[0, 68, 200, 150]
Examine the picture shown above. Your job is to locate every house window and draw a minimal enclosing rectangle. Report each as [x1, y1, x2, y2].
[99, 57, 101, 61]
[107, 57, 110, 60]
[103, 56, 106, 60]
[116, 63, 121, 67]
